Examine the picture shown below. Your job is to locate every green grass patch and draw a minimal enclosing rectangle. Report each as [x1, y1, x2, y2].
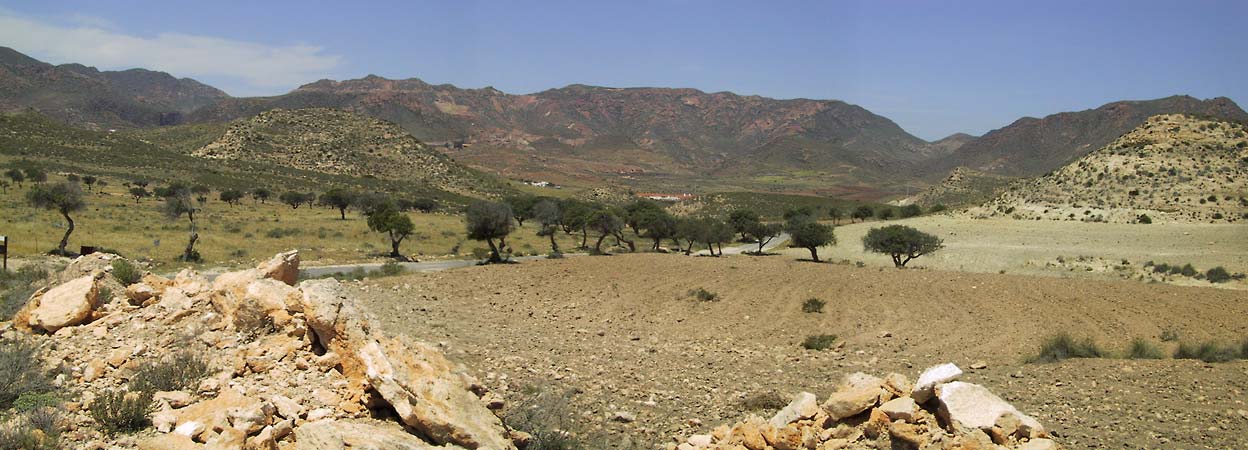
[1027, 333, 1106, 363]
[801, 334, 838, 351]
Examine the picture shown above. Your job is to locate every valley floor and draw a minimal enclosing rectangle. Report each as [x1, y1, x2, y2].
[356, 253, 1248, 449]
[783, 215, 1248, 289]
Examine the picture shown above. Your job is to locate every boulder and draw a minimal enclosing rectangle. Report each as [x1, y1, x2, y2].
[26, 274, 101, 332]
[936, 381, 1045, 437]
[173, 388, 262, 438]
[912, 363, 962, 403]
[1017, 438, 1060, 450]
[822, 373, 884, 421]
[298, 279, 378, 387]
[769, 392, 819, 428]
[294, 420, 460, 450]
[878, 396, 918, 422]
[359, 336, 515, 449]
[138, 433, 203, 450]
[256, 250, 299, 286]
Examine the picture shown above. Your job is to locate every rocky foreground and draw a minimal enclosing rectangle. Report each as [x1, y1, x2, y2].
[671, 364, 1058, 450]
[6, 251, 518, 449]
[5, 251, 1067, 449]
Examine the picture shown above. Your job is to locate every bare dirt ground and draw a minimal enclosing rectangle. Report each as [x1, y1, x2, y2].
[355, 254, 1248, 449]
[786, 216, 1248, 289]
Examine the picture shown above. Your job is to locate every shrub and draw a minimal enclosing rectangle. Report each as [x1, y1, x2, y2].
[1, 266, 48, 320]
[1028, 333, 1105, 363]
[1126, 338, 1164, 359]
[90, 389, 154, 434]
[1241, 337, 1248, 359]
[801, 297, 825, 313]
[97, 286, 113, 304]
[1174, 341, 1238, 363]
[110, 259, 142, 286]
[0, 340, 52, 410]
[378, 261, 404, 277]
[1160, 329, 1180, 342]
[505, 385, 585, 450]
[688, 288, 718, 302]
[740, 391, 788, 411]
[128, 352, 211, 394]
[801, 334, 838, 350]
[1180, 263, 1197, 277]
[1137, 214, 1152, 224]
[929, 204, 948, 213]
[1206, 266, 1232, 283]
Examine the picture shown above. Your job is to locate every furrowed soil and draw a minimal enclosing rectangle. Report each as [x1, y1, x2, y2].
[356, 253, 1248, 449]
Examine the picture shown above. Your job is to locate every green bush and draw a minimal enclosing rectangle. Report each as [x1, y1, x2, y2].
[378, 261, 404, 277]
[688, 288, 718, 302]
[128, 352, 211, 394]
[505, 386, 586, 450]
[801, 334, 838, 350]
[1180, 263, 1197, 277]
[0, 340, 52, 410]
[1028, 333, 1105, 363]
[801, 297, 825, 313]
[1136, 214, 1152, 224]
[110, 259, 142, 286]
[1174, 341, 1239, 363]
[89, 389, 154, 434]
[1126, 338, 1163, 359]
[1206, 267, 1232, 283]
[12, 392, 59, 413]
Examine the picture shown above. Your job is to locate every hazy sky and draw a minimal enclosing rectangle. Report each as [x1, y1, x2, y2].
[1, 0, 1245, 140]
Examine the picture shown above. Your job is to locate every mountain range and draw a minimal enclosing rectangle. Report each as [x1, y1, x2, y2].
[2, 46, 1245, 197]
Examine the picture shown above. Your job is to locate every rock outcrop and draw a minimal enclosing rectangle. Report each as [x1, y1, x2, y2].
[6, 251, 516, 449]
[673, 364, 1059, 450]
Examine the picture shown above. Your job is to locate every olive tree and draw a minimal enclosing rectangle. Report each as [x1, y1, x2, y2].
[851, 205, 874, 223]
[638, 209, 679, 251]
[319, 188, 357, 220]
[129, 187, 150, 203]
[219, 189, 245, 206]
[162, 184, 201, 262]
[557, 199, 594, 249]
[3, 168, 24, 187]
[743, 221, 783, 255]
[728, 209, 760, 241]
[862, 225, 944, 267]
[251, 188, 272, 204]
[504, 195, 539, 226]
[82, 175, 98, 191]
[532, 199, 563, 256]
[785, 215, 834, 262]
[279, 191, 313, 209]
[466, 201, 514, 263]
[625, 199, 666, 235]
[27, 182, 85, 255]
[366, 206, 416, 258]
[22, 168, 46, 184]
[586, 207, 635, 254]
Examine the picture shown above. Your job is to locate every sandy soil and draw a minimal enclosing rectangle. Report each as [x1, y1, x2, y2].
[355, 253, 1248, 449]
[785, 216, 1248, 288]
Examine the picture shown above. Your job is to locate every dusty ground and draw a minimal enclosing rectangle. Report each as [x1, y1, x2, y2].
[356, 253, 1248, 449]
[786, 216, 1248, 289]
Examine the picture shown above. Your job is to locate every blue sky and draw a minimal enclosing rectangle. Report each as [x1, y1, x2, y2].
[1, 0, 1245, 140]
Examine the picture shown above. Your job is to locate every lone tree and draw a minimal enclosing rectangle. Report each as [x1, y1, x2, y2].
[129, 187, 150, 203]
[728, 209, 760, 241]
[279, 191, 313, 209]
[785, 215, 835, 262]
[27, 182, 85, 255]
[899, 204, 922, 219]
[319, 189, 358, 219]
[851, 205, 874, 223]
[701, 218, 734, 256]
[532, 199, 563, 256]
[587, 208, 635, 254]
[82, 175, 98, 191]
[162, 184, 201, 262]
[366, 205, 416, 258]
[3, 168, 24, 187]
[251, 188, 272, 204]
[558, 199, 594, 249]
[743, 221, 783, 254]
[466, 201, 514, 263]
[219, 189, 245, 206]
[827, 207, 843, 225]
[862, 225, 944, 268]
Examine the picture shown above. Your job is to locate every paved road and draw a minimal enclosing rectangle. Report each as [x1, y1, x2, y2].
[288, 233, 791, 279]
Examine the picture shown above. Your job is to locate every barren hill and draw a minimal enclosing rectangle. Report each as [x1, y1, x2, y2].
[908, 167, 1019, 208]
[192, 108, 502, 196]
[974, 114, 1248, 223]
[932, 96, 1248, 178]
[0, 46, 227, 129]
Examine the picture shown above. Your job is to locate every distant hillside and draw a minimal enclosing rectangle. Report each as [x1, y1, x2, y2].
[0, 47, 227, 129]
[187, 75, 936, 183]
[928, 133, 977, 155]
[973, 114, 1248, 223]
[190, 108, 504, 196]
[0, 112, 495, 205]
[933, 96, 1248, 178]
[908, 167, 1019, 208]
